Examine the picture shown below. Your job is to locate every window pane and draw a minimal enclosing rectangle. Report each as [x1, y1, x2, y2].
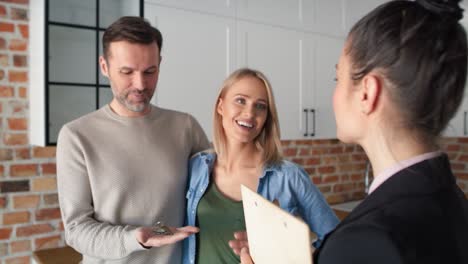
[49, 25, 96, 84]
[99, 87, 113, 107]
[100, 0, 140, 28]
[49, 0, 96, 27]
[98, 30, 110, 85]
[48, 85, 96, 143]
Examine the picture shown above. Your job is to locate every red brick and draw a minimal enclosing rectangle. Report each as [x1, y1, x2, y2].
[10, 7, 27, 20]
[41, 163, 56, 175]
[32, 177, 57, 191]
[33, 147, 56, 158]
[10, 164, 37, 177]
[451, 163, 465, 171]
[291, 158, 304, 165]
[13, 54, 26, 67]
[0, 180, 29, 193]
[8, 118, 27, 130]
[0, 228, 12, 239]
[0, 165, 4, 177]
[15, 148, 30, 160]
[457, 138, 468, 143]
[318, 166, 336, 174]
[330, 146, 344, 154]
[10, 240, 31, 253]
[3, 211, 30, 225]
[306, 157, 320, 166]
[304, 167, 315, 175]
[9, 39, 27, 51]
[457, 173, 468, 180]
[0, 69, 4, 80]
[0, 53, 7, 66]
[13, 195, 40, 209]
[283, 148, 297, 157]
[323, 156, 337, 164]
[351, 174, 364, 181]
[0, 85, 14, 97]
[58, 221, 64, 231]
[10, 101, 27, 114]
[18, 86, 27, 98]
[0, 22, 14, 32]
[0, 241, 7, 256]
[35, 207, 61, 221]
[333, 183, 355, 193]
[3, 133, 28, 145]
[17, 24, 27, 38]
[0, 149, 13, 161]
[35, 235, 61, 250]
[0, 196, 6, 208]
[311, 176, 321, 184]
[8, 70, 27, 82]
[0, 5, 6, 17]
[445, 144, 461, 152]
[5, 256, 30, 264]
[340, 175, 349, 181]
[43, 193, 58, 205]
[16, 224, 54, 237]
[299, 148, 310, 156]
[312, 148, 328, 155]
[323, 175, 339, 183]
[319, 185, 331, 193]
[0, 37, 5, 49]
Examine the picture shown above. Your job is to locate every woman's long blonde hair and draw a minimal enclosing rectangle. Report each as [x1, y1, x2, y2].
[212, 68, 283, 165]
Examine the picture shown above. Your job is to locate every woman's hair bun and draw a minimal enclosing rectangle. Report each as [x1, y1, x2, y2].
[416, 0, 464, 21]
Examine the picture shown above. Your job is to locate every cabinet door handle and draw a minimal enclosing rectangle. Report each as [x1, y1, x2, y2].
[310, 108, 316, 137]
[303, 109, 309, 137]
[464, 111, 467, 136]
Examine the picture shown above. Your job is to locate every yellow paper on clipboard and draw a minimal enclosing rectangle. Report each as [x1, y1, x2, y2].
[241, 185, 314, 264]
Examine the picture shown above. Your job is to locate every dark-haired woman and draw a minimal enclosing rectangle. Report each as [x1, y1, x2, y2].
[237, 0, 468, 263]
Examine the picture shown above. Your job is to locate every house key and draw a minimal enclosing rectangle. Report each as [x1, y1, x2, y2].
[152, 221, 173, 236]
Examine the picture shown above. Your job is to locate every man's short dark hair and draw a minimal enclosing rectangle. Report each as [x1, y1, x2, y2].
[102, 16, 163, 60]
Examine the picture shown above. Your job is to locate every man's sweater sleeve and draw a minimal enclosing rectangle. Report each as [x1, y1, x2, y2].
[56, 125, 144, 259]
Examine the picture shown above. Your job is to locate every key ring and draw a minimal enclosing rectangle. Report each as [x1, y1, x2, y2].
[152, 221, 173, 236]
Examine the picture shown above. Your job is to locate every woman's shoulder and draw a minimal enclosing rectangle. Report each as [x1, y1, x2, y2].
[266, 159, 309, 179]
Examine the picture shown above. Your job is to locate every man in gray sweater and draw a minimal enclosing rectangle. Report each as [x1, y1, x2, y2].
[56, 16, 210, 263]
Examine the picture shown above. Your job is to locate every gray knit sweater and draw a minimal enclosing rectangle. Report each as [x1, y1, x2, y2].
[57, 105, 210, 264]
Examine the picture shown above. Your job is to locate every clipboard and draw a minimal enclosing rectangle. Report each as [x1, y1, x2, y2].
[241, 185, 313, 264]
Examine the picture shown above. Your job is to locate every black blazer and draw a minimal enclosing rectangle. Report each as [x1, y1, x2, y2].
[314, 154, 468, 264]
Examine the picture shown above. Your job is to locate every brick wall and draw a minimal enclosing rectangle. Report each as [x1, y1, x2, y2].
[0, 0, 467, 262]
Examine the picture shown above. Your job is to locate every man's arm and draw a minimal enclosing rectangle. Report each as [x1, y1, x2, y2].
[57, 125, 198, 259]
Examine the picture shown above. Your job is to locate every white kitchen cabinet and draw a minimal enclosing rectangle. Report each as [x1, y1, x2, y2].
[343, 0, 387, 33]
[305, 34, 343, 138]
[305, 0, 346, 37]
[144, 0, 235, 17]
[145, 4, 236, 140]
[237, 0, 303, 29]
[236, 21, 305, 139]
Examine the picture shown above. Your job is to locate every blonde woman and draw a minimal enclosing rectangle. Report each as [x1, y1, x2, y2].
[182, 68, 338, 264]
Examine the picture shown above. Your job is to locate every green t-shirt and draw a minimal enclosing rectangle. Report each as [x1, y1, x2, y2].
[196, 181, 246, 264]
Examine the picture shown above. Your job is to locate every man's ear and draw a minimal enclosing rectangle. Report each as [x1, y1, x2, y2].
[360, 74, 382, 115]
[216, 98, 224, 115]
[99, 56, 109, 77]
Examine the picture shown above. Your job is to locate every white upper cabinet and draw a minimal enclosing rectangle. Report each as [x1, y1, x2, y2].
[237, 0, 303, 29]
[305, 0, 346, 37]
[144, 0, 235, 16]
[343, 0, 387, 33]
[236, 21, 305, 139]
[145, 4, 236, 140]
[308, 34, 343, 138]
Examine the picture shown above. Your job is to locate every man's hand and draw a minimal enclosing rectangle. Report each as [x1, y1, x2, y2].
[229, 231, 249, 255]
[136, 226, 199, 248]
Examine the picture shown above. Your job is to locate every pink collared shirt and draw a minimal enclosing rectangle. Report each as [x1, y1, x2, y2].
[368, 151, 443, 194]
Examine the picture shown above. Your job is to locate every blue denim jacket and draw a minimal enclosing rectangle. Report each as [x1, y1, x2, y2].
[182, 152, 339, 264]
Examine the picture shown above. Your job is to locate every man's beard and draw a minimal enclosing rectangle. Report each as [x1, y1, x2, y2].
[117, 90, 150, 112]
